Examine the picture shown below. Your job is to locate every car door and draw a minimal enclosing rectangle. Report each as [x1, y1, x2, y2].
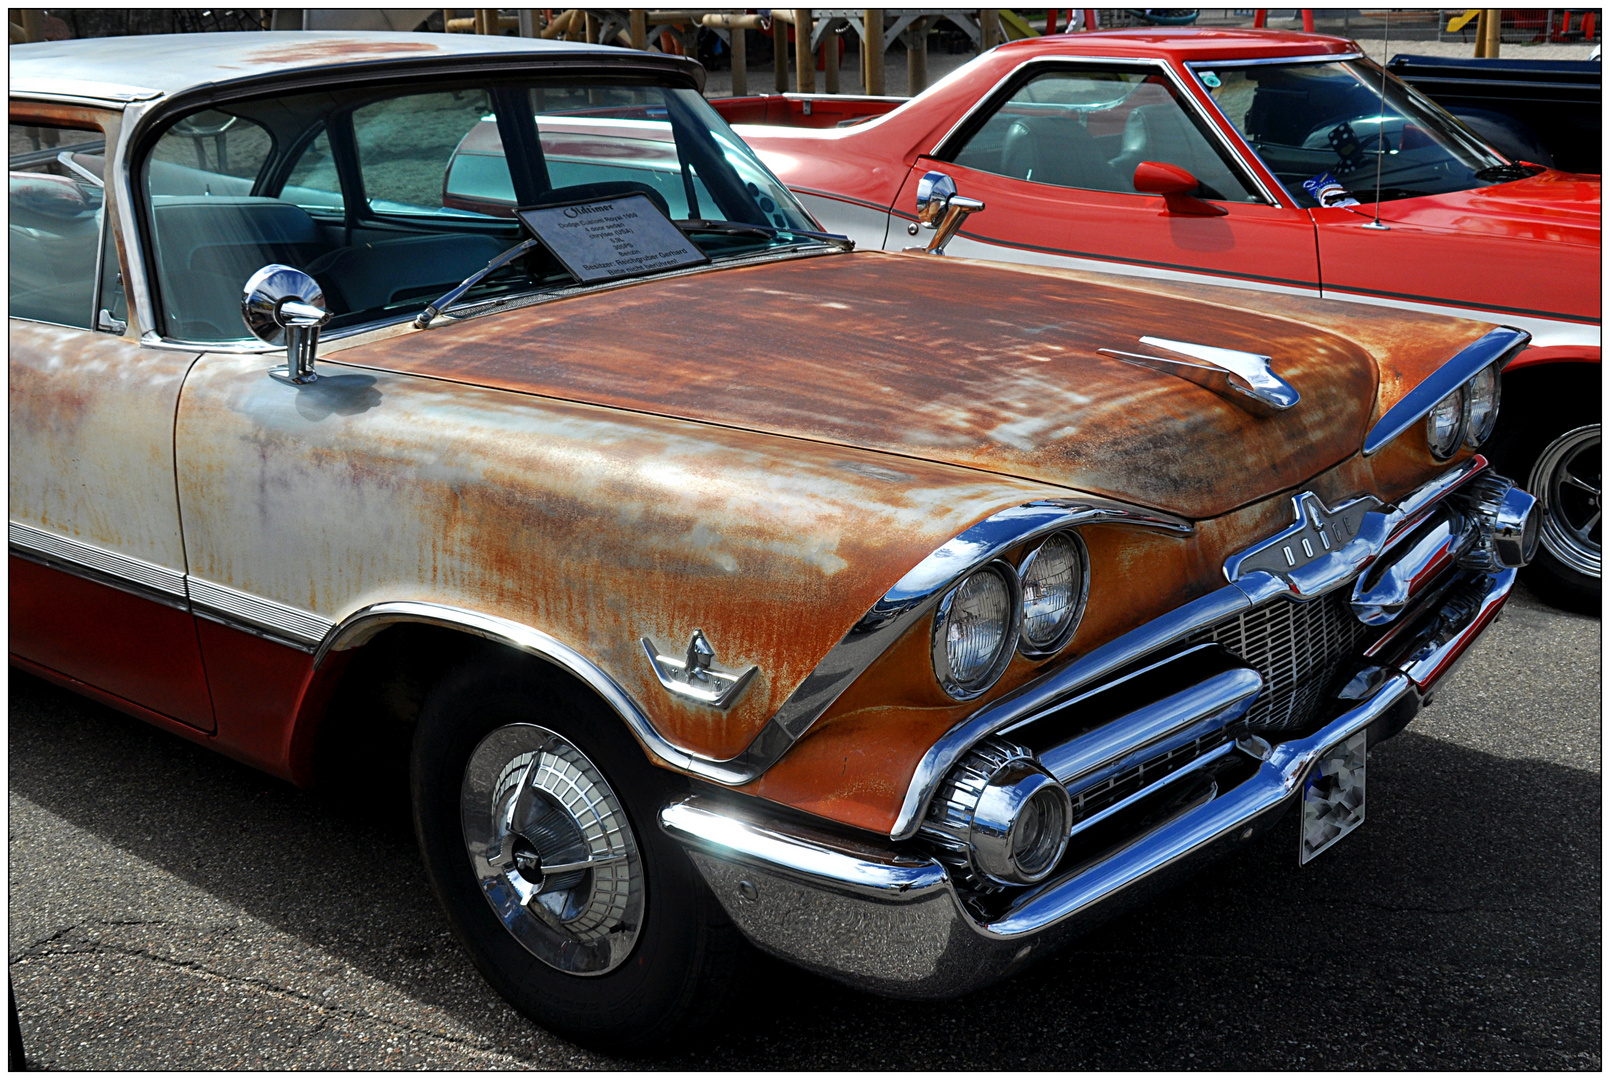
[8, 107, 215, 730]
[889, 61, 1320, 295]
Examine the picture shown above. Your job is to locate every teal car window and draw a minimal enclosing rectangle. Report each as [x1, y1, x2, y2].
[9, 122, 106, 329]
[141, 79, 820, 343]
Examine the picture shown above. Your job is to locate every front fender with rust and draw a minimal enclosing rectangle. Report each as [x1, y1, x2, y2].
[173, 352, 1069, 767]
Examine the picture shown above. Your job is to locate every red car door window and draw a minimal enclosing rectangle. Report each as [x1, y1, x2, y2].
[913, 63, 1319, 290]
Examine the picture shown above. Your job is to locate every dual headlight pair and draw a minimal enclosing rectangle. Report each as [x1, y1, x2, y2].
[930, 529, 1090, 701]
[1427, 363, 1501, 460]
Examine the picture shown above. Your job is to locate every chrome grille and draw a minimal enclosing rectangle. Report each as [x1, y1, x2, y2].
[1068, 731, 1227, 825]
[1185, 590, 1368, 731]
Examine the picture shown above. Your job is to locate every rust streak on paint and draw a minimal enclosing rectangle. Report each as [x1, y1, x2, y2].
[331, 251, 1492, 521]
[245, 39, 443, 64]
[175, 354, 1063, 762]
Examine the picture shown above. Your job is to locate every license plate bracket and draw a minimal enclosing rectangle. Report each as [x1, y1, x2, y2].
[1299, 730, 1367, 865]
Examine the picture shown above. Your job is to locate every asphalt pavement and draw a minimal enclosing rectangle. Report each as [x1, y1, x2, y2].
[8, 580, 1600, 1069]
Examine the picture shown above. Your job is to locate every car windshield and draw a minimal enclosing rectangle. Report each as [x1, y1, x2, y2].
[140, 79, 820, 342]
[1193, 58, 1511, 207]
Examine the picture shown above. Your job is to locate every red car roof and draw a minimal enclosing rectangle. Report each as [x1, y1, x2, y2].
[994, 27, 1358, 63]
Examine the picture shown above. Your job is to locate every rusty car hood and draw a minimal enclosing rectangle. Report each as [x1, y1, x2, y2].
[332, 251, 1481, 520]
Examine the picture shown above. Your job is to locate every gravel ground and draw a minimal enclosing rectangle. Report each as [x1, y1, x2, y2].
[8, 579, 1599, 1069]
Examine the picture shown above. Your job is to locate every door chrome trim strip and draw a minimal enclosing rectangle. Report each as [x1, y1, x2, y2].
[7, 541, 190, 612]
[8, 520, 187, 600]
[187, 578, 334, 648]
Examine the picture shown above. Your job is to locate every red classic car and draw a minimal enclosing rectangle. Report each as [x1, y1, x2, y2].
[720, 28, 1601, 611]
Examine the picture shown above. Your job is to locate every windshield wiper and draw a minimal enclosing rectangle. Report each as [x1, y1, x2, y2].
[678, 218, 855, 252]
[1474, 163, 1544, 182]
[415, 237, 540, 329]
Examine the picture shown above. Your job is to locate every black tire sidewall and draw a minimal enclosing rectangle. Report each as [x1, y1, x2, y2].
[410, 654, 725, 1051]
[1486, 395, 1600, 613]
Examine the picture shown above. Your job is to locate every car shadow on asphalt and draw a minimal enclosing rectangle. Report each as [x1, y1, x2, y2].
[7, 669, 1601, 1069]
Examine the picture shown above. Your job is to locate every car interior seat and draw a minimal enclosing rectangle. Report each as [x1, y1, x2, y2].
[1109, 104, 1246, 199]
[999, 115, 1127, 192]
[150, 195, 328, 340]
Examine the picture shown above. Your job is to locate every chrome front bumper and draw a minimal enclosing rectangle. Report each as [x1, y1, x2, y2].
[661, 566, 1517, 999]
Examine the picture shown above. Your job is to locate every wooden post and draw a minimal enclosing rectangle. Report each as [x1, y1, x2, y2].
[794, 11, 815, 93]
[823, 23, 839, 94]
[630, 10, 646, 49]
[864, 9, 885, 96]
[774, 15, 789, 93]
[585, 11, 599, 43]
[730, 24, 748, 95]
[906, 16, 928, 96]
[18, 9, 45, 41]
[980, 9, 1001, 50]
[1482, 8, 1501, 57]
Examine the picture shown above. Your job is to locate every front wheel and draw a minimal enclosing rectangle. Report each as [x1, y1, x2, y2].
[411, 652, 747, 1052]
[1524, 423, 1601, 613]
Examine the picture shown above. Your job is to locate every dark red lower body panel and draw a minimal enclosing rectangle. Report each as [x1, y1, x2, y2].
[193, 618, 325, 784]
[9, 554, 215, 731]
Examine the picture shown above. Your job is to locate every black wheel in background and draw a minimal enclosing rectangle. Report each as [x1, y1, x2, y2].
[1484, 364, 1600, 615]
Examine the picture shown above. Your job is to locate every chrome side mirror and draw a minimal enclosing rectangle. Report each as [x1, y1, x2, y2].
[905, 170, 984, 256]
[242, 264, 331, 384]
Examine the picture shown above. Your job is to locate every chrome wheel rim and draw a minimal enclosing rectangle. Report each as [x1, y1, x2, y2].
[1528, 424, 1601, 579]
[460, 723, 644, 976]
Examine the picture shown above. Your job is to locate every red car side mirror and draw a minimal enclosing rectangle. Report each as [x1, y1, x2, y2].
[1133, 161, 1228, 217]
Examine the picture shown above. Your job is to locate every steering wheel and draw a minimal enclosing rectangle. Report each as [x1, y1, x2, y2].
[171, 113, 239, 139]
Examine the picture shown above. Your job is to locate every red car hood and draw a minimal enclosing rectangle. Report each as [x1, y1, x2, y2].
[1383, 170, 1601, 247]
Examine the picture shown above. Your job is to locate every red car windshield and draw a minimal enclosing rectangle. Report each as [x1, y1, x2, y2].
[1193, 58, 1516, 207]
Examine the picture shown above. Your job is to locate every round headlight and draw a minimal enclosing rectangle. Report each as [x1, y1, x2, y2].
[931, 563, 1020, 700]
[1018, 530, 1089, 657]
[1426, 386, 1466, 459]
[1464, 364, 1501, 447]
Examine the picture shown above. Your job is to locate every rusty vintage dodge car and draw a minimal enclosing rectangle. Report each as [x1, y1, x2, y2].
[10, 33, 1540, 1050]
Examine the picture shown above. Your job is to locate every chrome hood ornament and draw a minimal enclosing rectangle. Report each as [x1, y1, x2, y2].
[642, 628, 758, 710]
[1099, 335, 1300, 416]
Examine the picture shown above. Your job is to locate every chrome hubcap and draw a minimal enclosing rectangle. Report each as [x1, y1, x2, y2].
[1529, 424, 1601, 579]
[460, 724, 643, 975]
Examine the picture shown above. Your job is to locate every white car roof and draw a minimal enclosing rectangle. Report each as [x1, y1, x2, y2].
[9, 31, 651, 104]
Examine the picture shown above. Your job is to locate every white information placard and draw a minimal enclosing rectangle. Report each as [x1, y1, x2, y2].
[517, 194, 707, 285]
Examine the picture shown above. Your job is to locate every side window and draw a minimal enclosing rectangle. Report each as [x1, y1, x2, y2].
[9, 122, 105, 328]
[354, 90, 511, 217]
[144, 110, 289, 342]
[147, 110, 273, 196]
[282, 127, 344, 212]
[948, 68, 1259, 203]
